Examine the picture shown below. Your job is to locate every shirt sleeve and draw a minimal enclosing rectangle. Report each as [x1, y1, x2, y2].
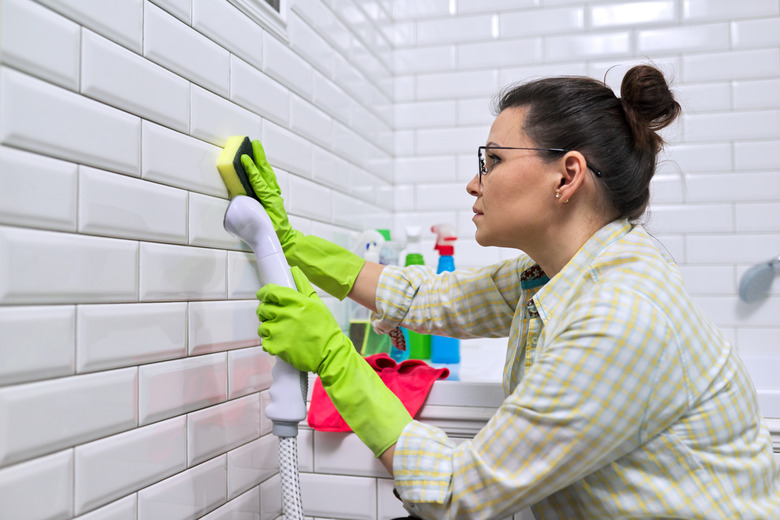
[372, 257, 530, 339]
[392, 285, 690, 519]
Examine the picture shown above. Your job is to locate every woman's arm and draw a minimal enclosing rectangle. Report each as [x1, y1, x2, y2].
[347, 260, 386, 312]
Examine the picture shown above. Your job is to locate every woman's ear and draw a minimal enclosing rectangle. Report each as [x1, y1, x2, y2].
[556, 152, 588, 203]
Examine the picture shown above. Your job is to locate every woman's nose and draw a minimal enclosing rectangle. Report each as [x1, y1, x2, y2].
[466, 174, 480, 196]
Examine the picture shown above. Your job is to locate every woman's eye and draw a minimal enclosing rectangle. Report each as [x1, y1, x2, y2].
[487, 154, 500, 171]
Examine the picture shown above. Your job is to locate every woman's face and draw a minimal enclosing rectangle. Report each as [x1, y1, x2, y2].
[467, 107, 560, 250]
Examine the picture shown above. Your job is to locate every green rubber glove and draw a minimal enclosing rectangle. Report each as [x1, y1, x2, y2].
[257, 267, 412, 457]
[241, 140, 364, 300]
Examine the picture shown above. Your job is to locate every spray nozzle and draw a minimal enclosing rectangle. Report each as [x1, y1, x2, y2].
[431, 224, 457, 256]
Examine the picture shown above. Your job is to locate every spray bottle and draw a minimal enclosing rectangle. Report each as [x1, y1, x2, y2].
[401, 226, 431, 360]
[349, 230, 394, 357]
[429, 224, 460, 364]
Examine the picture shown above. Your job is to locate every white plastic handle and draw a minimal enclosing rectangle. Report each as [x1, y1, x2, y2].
[224, 196, 308, 437]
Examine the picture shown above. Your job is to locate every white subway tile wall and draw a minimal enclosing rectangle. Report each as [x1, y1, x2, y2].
[1, 0, 778, 519]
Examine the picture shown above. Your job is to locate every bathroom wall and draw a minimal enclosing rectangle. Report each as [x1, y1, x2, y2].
[392, 0, 780, 358]
[0, 0, 396, 518]
[1, 1, 779, 520]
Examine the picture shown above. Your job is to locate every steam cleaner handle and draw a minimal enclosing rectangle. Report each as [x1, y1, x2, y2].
[223, 196, 308, 437]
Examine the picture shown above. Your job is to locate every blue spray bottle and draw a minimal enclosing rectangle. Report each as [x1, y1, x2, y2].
[429, 224, 460, 364]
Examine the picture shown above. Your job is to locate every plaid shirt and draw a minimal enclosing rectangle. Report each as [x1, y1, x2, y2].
[373, 219, 779, 519]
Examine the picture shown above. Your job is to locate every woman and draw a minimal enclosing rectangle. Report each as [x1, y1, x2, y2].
[247, 64, 779, 518]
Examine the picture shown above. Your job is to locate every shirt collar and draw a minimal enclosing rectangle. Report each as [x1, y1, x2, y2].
[532, 219, 633, 323]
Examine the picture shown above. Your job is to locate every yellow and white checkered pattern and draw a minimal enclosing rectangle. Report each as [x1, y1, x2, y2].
[374, 219, 779, 519]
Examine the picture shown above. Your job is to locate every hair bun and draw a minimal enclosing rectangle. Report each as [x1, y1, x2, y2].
[620, 65, 681, 152]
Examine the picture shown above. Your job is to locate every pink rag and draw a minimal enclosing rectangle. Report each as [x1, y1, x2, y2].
[307, 353, 450, 432]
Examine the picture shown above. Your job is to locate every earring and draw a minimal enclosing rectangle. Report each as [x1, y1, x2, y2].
[563, 198, 570, 204]
[555, 192, 561, 199]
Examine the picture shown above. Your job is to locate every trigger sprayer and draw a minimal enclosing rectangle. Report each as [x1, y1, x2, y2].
[430, 224, 460, 366]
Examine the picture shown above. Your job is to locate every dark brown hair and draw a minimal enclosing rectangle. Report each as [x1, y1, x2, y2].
[493, 65, 681, 222]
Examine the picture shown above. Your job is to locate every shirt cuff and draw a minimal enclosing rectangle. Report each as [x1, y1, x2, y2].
[371, 265, 435, 335]
[393, 420, 456, 505]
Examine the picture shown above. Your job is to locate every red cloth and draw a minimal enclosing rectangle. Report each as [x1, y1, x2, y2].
[307, 353, 450, 432]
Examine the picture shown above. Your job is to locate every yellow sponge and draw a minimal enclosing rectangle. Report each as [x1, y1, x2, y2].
[216, 135, 258, 200]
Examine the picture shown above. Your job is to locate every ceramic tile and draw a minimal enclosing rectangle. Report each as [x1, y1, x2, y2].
[0, 368, 137, 467]
[416, 126, 486, 156]
[457, 98, 493, 126]
[203, 487, 261, 520]
[290, 95, 334, 150]
[188, 394, 261, 465]
[415, 14, 492, 45]
[458, 39, 540, 70]
[647, 204, 734, 234]
[313, 148, 351, 192]
[416, 69, 499, 100]
[231, 56, 290, 126]
[1, 0, 80, 90]
[0, 68, 141, 177]
[638, 23, 729, 54]
[378, 478, 407, 520]
[151, 0, 191, 24]
[0, 145, 77, 231]
[79, 165, 188, 242]
[415, 182, 473, 211]
[227, 251, 263, 299]
[649, 175, 684, 204]
[141, 121, 227, 198]
[137, 455, 227, 520]
[684, 0, 779, 21]
[74, 417, 187, 514]
[297, 429, 314, 472]
[395, 156, 457, 184]
[82, 30, 189, 133]
[0, 305, 75, 385]
[259, 391, 273, 436]
[0, 450, 73, 519]
[294, 0, 352, 54]
[263, 32, 314, 99]
[678, 265, 735, 295]
[683, 111, 780, 142]
[392, 0, 450, 20]
[545, 32, 631, 61]
[687, 233, 780, 264]
[289, 11, 334, 78]
[683, 48, 780, 82]
[732, 17, 780, 49]
[144, 3, 229, 96]
[331, 191, 366, 230]
[658, 143, 732, 175]
[313, 73, 352, 125]
[36, 0, 143, 53]
[188, 300, 261, 356]
[73, 495, 136, 520]
[737, 328, 780, 357]
[227, 435, 278, 499]
[0, 226, 138, 305]
[139, 242, 227, 301]
[192, 0, 265, 68]
[736, 202, 780, 233]
[332, 121, 373, 169]
[77, 302, 187, 373]
[228, 347, 274, 399]
[500, 62, 588, 86]
[263, 120, 315, 178]
[395, 100, 456, 130]
[590, 1, 675, 28]
[138, 353, 227, 425]
[288, 175, 332, 222]
[259, 474, 282, 520]
[734, 79, 780, 110]
[735, 140, 780, 170]
[501, 7, 584, 37]
[189, 193, 243, 249]
[313, 431, 386, 477]
[686, 172, 780, 203]
[191, 85, 263, 148]
[674, 82, 731, 113]
[300, 473, 377, 520]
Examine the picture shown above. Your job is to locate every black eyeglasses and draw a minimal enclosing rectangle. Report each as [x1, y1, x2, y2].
[478, 146, 603, 184]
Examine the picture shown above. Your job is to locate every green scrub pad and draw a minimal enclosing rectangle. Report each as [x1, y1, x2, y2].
[217, 135, 258, 200]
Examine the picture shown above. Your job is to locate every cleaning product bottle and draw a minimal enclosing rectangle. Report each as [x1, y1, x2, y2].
[400, 226, 431, 360]
[348, 231, 393, 357]
[429, 224, 460, 364]
[378, 229, 409, 362]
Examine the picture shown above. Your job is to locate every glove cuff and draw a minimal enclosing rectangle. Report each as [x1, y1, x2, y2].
[284, 234, 365, 300]
[320, 344, 412, 457]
